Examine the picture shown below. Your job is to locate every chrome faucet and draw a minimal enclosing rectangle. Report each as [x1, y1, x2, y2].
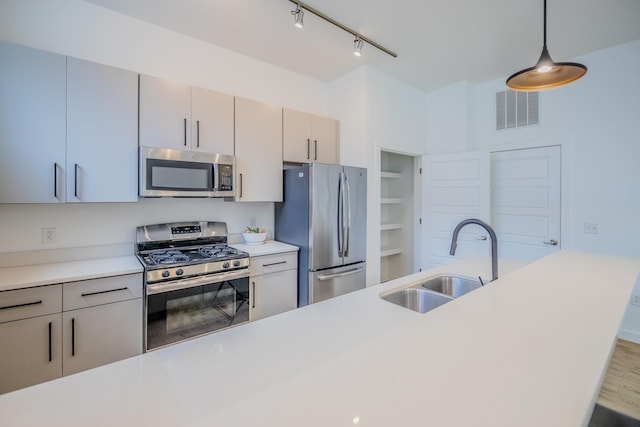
[449, 218, 498, 282]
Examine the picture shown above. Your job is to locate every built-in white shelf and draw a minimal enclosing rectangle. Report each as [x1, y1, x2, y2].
[380, 198, 403, 204]
[380, 223, 403, 231]
[380, 171, 402, 179]
[380, 247, 402, 258]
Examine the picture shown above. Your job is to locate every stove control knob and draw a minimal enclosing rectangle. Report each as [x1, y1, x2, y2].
[223, 262, 230, 269]
[161, 270, 170, 278]
[233, 260, 241, 267]
[176, 268, 184, 276]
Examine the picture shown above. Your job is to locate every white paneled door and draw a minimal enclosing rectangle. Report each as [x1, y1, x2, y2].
[491, 146, 561, 263]
[421, 151, 491, 269]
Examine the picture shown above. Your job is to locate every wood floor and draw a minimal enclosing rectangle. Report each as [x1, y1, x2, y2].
[597, 339, 640, 419]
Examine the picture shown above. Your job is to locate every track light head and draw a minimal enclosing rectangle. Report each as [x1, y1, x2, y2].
[353, 36, 363, 57]
[291, 4, 304, 29]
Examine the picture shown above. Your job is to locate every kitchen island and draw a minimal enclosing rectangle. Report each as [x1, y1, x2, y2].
[1, 251, 638, 427]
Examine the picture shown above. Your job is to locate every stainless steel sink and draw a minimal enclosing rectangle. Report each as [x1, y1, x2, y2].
[420, 274, 481, 298]
[380, 274, 482, 314]
[380, 286, 453, 313]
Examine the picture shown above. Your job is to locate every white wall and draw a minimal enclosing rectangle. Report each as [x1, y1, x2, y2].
[425, 81, 472, 153]
[328, 66, 428, 285]
[462, 39, 640, 342]
[0, 0, 327, 255]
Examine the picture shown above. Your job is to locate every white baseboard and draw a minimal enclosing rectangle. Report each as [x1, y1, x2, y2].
[618, 328, 640, 344]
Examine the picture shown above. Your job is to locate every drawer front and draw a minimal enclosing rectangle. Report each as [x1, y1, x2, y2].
[63, 273, 143, 311]
[249, 251, 298, 277]
[0, 285, 62, 323]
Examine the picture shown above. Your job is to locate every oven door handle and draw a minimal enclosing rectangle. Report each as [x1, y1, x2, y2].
[147, 269, 249, 295]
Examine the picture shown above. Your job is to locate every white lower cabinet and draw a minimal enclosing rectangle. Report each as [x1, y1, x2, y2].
[62, 299, 142, 376]
[0, 273, 143, 394]
[0, 313, 62, 394]
[249, 251, 298, 321]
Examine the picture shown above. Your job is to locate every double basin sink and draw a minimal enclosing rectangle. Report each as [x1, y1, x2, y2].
[380, 274, 482, 313]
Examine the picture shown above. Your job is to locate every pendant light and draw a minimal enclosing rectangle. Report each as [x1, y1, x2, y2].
[506, 0, 587, 92]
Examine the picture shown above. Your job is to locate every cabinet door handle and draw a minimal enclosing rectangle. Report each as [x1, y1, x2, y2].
[196, 120, 200, 147]
[252, 281, 256, 308]
[74, 163, 79, 198]
[306, 138, 310, 160]
[53, 163, 59, 198]
[183, 118, 188, 146]
[262, 261, 287, 267]
[71, 318, 76, 356]
[314, 140, 318, 160]
[48, 321, 52, 362]
[239, 173, 243, 198]
[0, 300, 42, 310]
[81, 287, 128, 297]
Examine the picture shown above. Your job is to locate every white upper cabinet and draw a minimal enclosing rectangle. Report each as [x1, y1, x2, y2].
[191, 86, 234, 155]
[139, 75, 234, 154]
[0, 42, 138, 204]
[283, 108, 338, 164]
[139, 75, 191, 150]
[66, 58, 138, 203]
[0, 41, 66, 203]
[234, 97, 283, 202]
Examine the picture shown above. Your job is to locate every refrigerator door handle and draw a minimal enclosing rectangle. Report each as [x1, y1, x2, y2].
[337, 172, 343, 257]
[344, 171, 351, 257]
[317, 266, 366, 281]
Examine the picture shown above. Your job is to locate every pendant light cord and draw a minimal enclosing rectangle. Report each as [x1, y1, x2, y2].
[543, 0, 547, 47]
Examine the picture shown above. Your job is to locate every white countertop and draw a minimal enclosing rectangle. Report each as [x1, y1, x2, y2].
[1, 251, 639, 427]
[231, 240, 298, 256]
[0, 256, 143, 292]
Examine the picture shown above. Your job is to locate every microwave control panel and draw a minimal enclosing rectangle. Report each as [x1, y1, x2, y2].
[217, 164, 233, 191]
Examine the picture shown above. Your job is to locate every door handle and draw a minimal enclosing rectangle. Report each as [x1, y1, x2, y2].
[317, 267, 365, 281]
[71, 317, 76, 356]
[543, 239, 558, 246]
[74, 163, 79, 198]
[196, 120, 200, 147]
[252, 281, 256, 309]
[475, 235, 487, 241]
[53, 163, 59, 198]
[183, 118, 188, 146]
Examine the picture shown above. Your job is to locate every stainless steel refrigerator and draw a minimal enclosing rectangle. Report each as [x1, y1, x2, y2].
[275, 163, 367, 307]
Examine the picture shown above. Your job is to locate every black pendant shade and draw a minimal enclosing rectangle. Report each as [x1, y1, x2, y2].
[506, 0, 587, 91]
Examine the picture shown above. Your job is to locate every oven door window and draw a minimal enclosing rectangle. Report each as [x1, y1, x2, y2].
[146, 277, 249, 350]
[146, 158, 212, 191]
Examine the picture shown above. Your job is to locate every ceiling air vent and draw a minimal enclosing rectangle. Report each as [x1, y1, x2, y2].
[496, 90, 539, 130]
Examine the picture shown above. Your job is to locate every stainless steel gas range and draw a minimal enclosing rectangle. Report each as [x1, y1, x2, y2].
[135, 221, 250, 351]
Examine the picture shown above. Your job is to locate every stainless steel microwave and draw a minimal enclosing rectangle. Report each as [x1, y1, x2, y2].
[139, 146, 235, 198]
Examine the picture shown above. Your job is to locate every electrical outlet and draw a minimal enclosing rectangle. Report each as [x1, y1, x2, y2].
[632, 295, 640, 307]
[584, 223, 599, 234]
[41, 227, 57, 244]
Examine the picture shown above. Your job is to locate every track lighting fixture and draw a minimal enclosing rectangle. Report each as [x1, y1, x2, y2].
[353, 36, 363, 57]
[506, 0, 587, 91]
[287, 0, 397, 59]
[291, 3, 304, 29]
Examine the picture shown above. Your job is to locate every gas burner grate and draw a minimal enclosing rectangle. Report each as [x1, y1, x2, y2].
[198, 245, 239, 259]
[148, 249, 190, 265]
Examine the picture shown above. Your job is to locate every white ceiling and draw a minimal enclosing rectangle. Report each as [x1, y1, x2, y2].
[84, 0, 640, 92]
